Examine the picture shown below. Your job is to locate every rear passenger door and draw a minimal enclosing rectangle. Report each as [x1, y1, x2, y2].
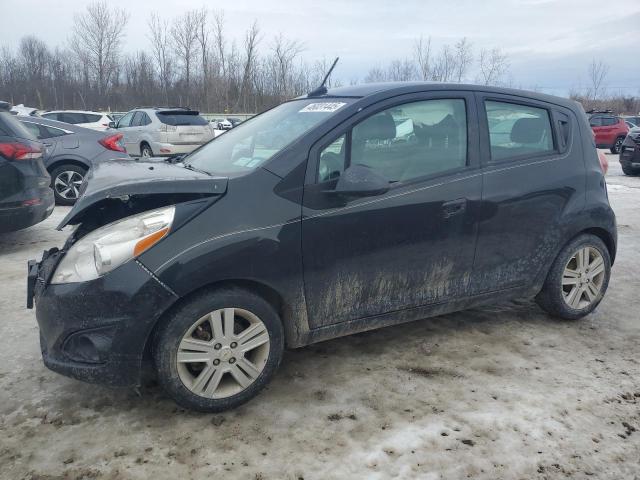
[301, 92, 482, 328]
[473, 94, 584, 294]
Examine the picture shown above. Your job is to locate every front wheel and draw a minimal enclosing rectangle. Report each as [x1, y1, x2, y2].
[621, 164, 639, 176]
[153, 288, 284, 412]
[536, 234, 611, 320]
[610, 137, 624, 154]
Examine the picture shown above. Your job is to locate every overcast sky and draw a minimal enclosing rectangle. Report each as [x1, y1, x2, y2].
[1, 0, 639, 96]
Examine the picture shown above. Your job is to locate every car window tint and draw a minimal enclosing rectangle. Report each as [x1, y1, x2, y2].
[43, 125, 67, 138]
[117, 111, 135, 128]
[318, 135, 346, 182]
[601, 117, 617, 126]
[349, 99, 467, 183]
[22, 122, 42, 138]
[131, 112, 144, 127]
[485, 101, 554, 161]
[589, 116, 602, 127]
[84, 113, 102, 123]
[141, 113, 152, 126]
[157, 112, 208, 126]
[41, 112, 59, 121]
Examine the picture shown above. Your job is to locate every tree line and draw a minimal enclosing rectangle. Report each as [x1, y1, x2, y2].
[0, 1, 636, 115]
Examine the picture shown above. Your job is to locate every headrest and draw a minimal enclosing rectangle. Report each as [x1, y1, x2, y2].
[511, 117, 546, 144]
[354, 113, 396, 142]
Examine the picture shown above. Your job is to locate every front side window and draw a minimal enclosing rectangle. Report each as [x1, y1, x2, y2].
[185, 99, 355, 176]
[485, 101, 554, 161]
[117, 111, 135, 128]
[318, 98, 468, 184]
[589, 116, 602, 127]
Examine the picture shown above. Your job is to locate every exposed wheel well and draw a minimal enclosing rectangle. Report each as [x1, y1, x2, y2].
[47, 159, 89, 175]
[580, 227, 616, 264]
[142, 279, 286, 363]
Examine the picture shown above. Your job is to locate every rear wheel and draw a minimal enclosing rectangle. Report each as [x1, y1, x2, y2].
[610, 136, 624, 154]
[536, 234, 611, 320]
[50, 164, 87, 205]
[153, 288, 284, 412]
[140, 143, 153, 158]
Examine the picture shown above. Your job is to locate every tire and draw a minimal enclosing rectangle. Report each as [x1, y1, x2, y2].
[153, 287, 284, 412]
[50, 164, 87, 205]
[621, 164, 638, 176]
[535, 234, 611, 320]
[140, 143, 153, 158]
[610, 137, 624, 154]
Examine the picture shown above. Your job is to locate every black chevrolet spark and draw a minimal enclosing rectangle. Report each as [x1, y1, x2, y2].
[29, 83, 617, 412]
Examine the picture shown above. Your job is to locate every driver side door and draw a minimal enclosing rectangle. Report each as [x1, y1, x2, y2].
[301, 92, 482, 329]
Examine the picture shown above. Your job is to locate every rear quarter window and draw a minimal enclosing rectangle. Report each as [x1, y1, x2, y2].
[84, 113, 102, 123]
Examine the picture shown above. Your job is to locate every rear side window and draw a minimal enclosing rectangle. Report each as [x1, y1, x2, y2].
[589, 116, 602, 127]
[157, 112, 208, 126]
[84, 113, 102, 123]
[601, 117, 617, 126]
[41, 112, 59, 121]
[485, 101, 555, 162]
[0, 112, 38, 140]
[131, 112, 144, 127]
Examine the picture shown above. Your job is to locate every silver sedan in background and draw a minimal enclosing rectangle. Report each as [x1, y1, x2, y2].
[18, 116, 130, 205]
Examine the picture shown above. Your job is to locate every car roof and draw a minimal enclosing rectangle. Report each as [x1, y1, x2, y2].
[18, 115, 102, 135]
[43, 110, 107, 115]
[301, 82, 578, 110]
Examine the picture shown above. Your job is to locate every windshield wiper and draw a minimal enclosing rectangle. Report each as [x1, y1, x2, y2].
[181, 162, 212, 176]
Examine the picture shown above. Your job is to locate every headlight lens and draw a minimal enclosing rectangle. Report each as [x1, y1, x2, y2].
[51, 206, 175, 284]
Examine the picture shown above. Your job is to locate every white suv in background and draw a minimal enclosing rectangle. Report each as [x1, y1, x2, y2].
[110, 107, 216, 157]
[40, 110, 113, 131]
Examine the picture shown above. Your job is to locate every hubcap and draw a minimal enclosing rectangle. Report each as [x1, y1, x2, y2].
[142, 147, 151, 157]
[176, 308, 270, 399]
[54, 171, 83, 199]
[562, 246, 605, 310]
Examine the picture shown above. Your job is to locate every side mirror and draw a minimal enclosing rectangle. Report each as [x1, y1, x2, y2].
[108, 121, 117, 129]
[327, 164, 389, 197]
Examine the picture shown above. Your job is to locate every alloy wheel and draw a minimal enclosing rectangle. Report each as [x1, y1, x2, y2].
[54, 170, 84, 200]
[176, 308, 270, 399]
[614, 138, 623, 153]
[561, 246, 605, 310]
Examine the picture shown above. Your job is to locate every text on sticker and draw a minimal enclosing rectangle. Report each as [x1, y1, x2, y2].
[299, 102, 347, 113]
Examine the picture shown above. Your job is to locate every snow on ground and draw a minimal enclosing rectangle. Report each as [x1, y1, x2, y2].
[0, 153, 638, 479]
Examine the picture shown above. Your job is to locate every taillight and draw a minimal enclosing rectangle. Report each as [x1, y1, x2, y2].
[99, 133, 126, 153]
[0, 141, 43, 160]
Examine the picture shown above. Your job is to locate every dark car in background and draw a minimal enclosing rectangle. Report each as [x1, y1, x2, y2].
[0, 102, 54, 233]
[18, 116, 129, 205]
[589, 112, 629, 154]
[619, 125, 640, 176]
[29, 83, 616, 412]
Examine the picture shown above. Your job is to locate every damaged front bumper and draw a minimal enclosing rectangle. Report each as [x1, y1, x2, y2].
[28, 251, 177, 386]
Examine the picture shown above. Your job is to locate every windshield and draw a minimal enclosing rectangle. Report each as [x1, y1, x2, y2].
[183, 98, 355, 175]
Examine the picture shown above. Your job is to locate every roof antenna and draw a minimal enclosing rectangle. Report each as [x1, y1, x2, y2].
[308, 57, 339, 97]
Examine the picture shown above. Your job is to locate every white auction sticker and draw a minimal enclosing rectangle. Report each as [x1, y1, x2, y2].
[299, 102, 347, 113]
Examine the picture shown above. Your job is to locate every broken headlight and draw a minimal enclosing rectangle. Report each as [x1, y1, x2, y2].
[51, 206, 175, 284]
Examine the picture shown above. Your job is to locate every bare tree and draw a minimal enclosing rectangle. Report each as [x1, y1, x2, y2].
[148, 13, 173, 104]
[194, 8, 211, 108]
[453, 38, 472, 82]
[478, 47, 509, 86]
[387, 59, 416, 81]
[234, 21, 260, 112]
[171, 10, 200, 104]
[432, 45, 456, 82]
[70, 1, 129, 98]
[414, 36, 433, 81]
[270, 34, 304, 101]
[587, 59, 609, 101]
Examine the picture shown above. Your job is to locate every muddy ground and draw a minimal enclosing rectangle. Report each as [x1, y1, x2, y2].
[1, 153, 638, 479]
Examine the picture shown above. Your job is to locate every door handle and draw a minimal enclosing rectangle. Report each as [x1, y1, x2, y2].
[442, 198, 467, 218]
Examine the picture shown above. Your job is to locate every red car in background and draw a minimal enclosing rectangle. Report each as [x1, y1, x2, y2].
[589, 112, 629, 154]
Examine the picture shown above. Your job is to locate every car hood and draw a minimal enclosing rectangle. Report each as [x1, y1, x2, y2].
[58, 159, 227, 229]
